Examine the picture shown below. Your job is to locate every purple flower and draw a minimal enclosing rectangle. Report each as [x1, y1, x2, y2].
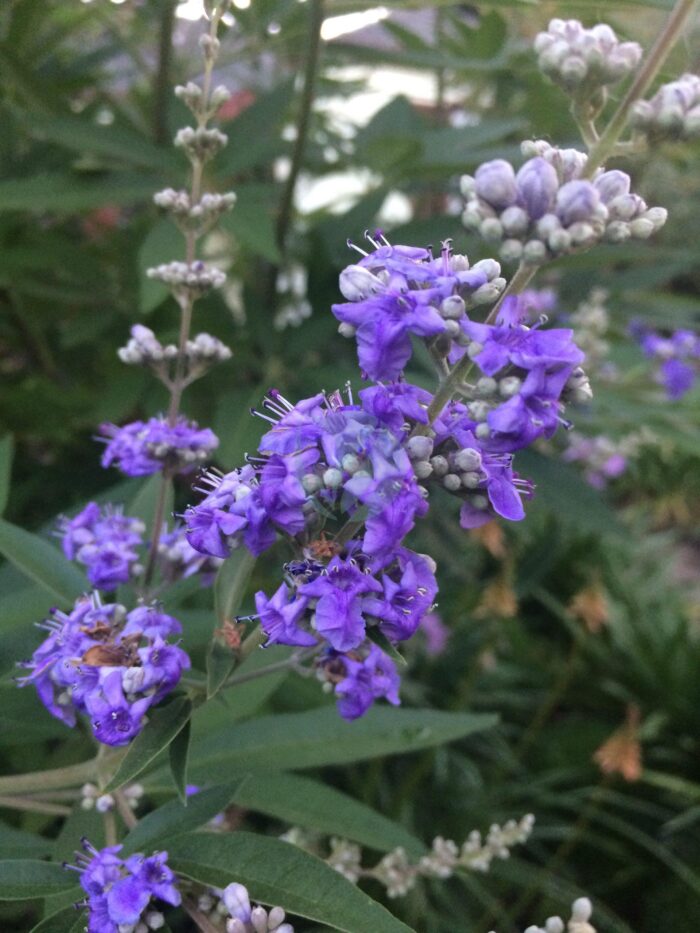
[99, 416, 218, 477]
[86, 670, 153, 746]
[331, 644, 401, 721]
[634, 323, 699, 400]
[332, 238, 499, 381]
[299, 555, 383, 652]
[563, 434, 629, 488]
[158, 523, 223, 585]
[421, 611, 450, 656]
[58, 503, 145, 591]
[68, 839, 180, 933]
[255, 584, 316, 647]
[662, 358, 695, 399]
[363, 548, 438, 642]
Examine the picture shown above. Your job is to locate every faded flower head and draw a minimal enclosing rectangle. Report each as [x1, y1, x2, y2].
[17, 594, 189, 746]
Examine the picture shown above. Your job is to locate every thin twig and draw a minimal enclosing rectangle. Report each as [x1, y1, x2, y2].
[0, 795, 71, 816]
[275, 0, 325, 252]
[583, 0, 698, 175]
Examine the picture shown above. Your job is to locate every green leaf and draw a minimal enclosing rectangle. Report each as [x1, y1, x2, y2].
[0, 860, 76, 900]
[105, 697, 193, 792]
[30, 906, 87, 933]
[0, 825, 51, 861]
[366, 627, 406, 666]
[153, 707, 497, 782]
[230, 772, 426, 856]
[0, 436, 13, 516]
[208, 550, 256, 698]
[0, 518, 86, 603]
[122, 780, 246, 855]
[169, 716, 191, 803]
[517, 449, 624, 538]
[168, 831, 414, 933]
[0, 173, 159, 213]
[138, 218, 183, 314]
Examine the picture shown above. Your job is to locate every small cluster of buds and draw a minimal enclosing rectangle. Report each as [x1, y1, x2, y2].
[461, 141, 667, 263]
[631, 73, 700, 141]
[119, 326, 231, 373]
[80, 782, 144, 813]
[147, 260, 226, 299]
[568, 288, 611, 367]
[195, 883, 294, 933]
[289, 815, 534, 900]
[535, 19, 642, 99]
[174, 125, 229, 163]
[175, 79, 231, 119]
[273, 265, 313, 331]
[490, 897, 596, 933]
[154, 188, 237, 233]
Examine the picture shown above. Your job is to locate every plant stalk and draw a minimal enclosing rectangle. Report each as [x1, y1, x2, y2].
[275, 0, 325, 252]
[583, 0, 697, 175]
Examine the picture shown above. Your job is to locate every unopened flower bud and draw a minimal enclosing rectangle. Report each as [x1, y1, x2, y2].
[480, 218, 504, 242]
[339, 265, 381, 301]
[556, 180, 599, 226]
[430, 455, 449, 477]
[441, 295, 466, 320]
[474, 159, 518, 209]
[406, 436, 434, 461]
[443, 473, 462, 492]
[516, 157, 558, 220]
[454, 448, 482, 472]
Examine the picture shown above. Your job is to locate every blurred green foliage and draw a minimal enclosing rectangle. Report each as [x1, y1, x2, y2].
[0, 0, 699, 931]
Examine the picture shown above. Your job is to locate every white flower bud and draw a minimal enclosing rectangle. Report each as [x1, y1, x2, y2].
[443, 474, 461, 492]
[339, 265, 382, 301]
[406, 436, 434, 461]
[454, 448, 482, 472]
[323, 468, 343, 488]
[440, 295, 466, 320]
[413, 461, 433, 480]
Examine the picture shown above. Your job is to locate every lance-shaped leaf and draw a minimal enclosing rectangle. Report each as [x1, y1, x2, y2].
[168, 831, 414, 933]
[0, 860, 76, 900]
[105, 697, 193, 792]
[0, 519, 86, 603]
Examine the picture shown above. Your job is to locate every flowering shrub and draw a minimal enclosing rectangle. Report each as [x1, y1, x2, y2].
[0, 2, 698, 931]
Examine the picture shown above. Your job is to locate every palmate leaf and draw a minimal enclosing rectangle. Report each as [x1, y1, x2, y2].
[0, 519, 86, 604]
[168, 831, 414, 933]
[0, 860, 76, 900]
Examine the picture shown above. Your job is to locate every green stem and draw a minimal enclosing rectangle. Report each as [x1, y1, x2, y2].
[0, 795, 71, 816]
[223, 650, 316, 690]
[153, 0, 177, 146]
[583, 0, 697, 175]
[275, 0, 325, 252]
[0, 759, 99, 796]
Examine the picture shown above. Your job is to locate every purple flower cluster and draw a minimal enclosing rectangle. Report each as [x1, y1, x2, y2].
[183, 237, 591, 719]
[17, 594, 189, 746]
[58, 503, 145, 591]
[563, 433, 628, 488]
[332, 236, 504, 380]
[185, 385, 428, 568]
[444, 306, 587, 452]
[99, 415, 218, 477]
[635, 326, 700, 399]
[255, 545, 436, 653]
[461, 142, 667, 263]
[158, 523, 223, 585]
[68, 839, 180, 933]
